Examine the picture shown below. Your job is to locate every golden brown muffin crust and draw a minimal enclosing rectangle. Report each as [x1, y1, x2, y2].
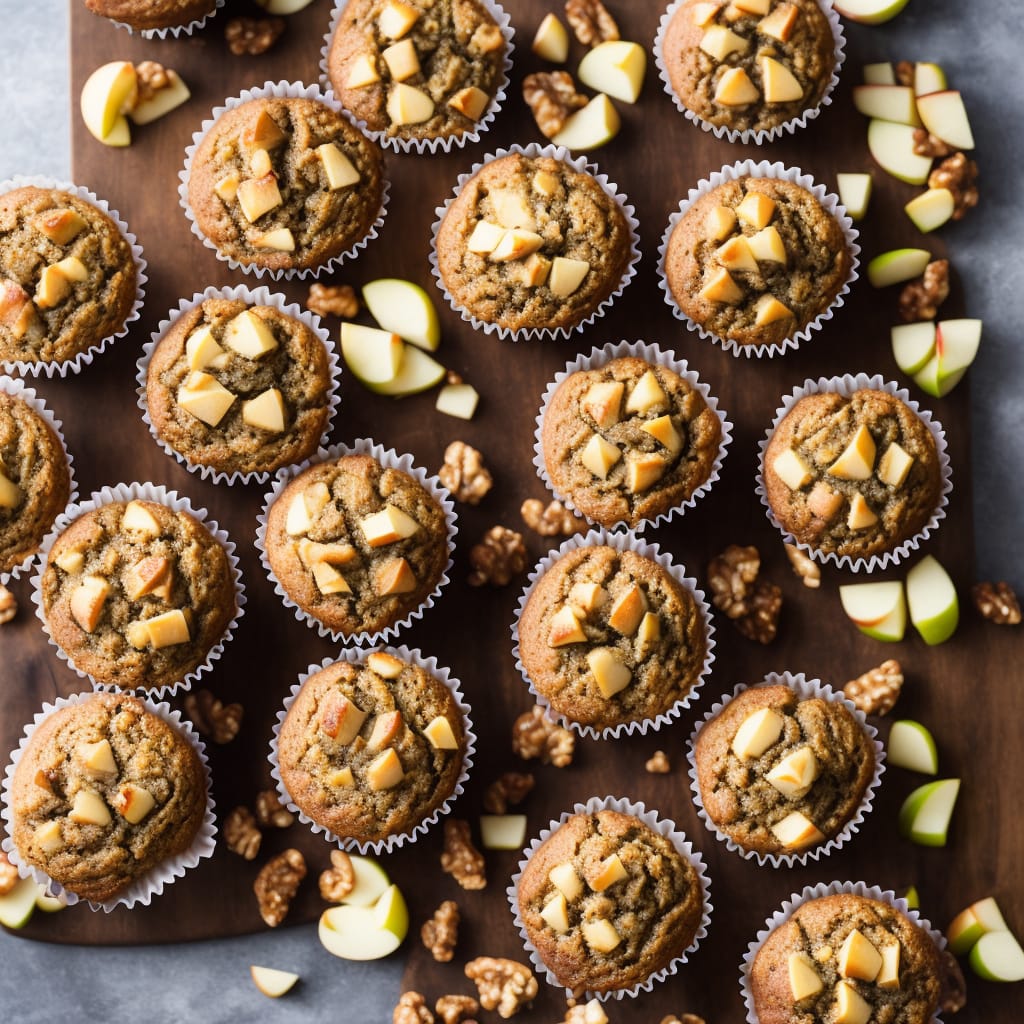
[83, 0, 215, 30]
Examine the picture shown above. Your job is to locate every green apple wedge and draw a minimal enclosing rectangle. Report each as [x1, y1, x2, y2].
[916, 90, 975, 150]
[552, 93, 621, 151]
[341, 323, 404, 385]
[836, 172, 872, 221]
[902, 885, 920, 910]
[34, 886, 66, 913]
[898, 777, 960, 846]
[368, 344, 446, 397]
[948, 897, 1011, 955]
[834, 0, 912, 24]
[912, 318, 982, 398]
[888, 720, 939, 774]
[852, 85, 921, 126]
[318, 883, 409, 960]
[905, 188, 955, 233]
[361, 278, 441, 352]
[969, 930, 1024, 982]
[914, 62, 947, 97]
[867, 120, 934, 185]
[839, 581, 907, 642]
[906, 554, 959, 644]
[577, 41, 647, 104]
[892, 321, 937, 376]
[0, 875, 38, 929]
[340, 854, 391, 908]
[867, 247, 931, 288]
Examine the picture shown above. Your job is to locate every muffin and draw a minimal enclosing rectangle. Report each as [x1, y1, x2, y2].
[145, 296, 334, 479]
[517, 543, 708, 732]
[263, 451, 450, 638]
[658, 0, 838, 137]
[540, 355, 723, 529]
[8, 693, 207, 904]
[186, 95, 385, 274]
[662, 173, 852, 350]
[82, 0, 216, 31]
[762, 388, 942, 562]
[40, 498, 237, 691]
[0, 186, 138, 367]
[434, 150, 634, 335]
[749, 892, 942, 1024]
[693, 684, 875, 858]
[326, 0, 508, 146]
[0, 388, 73, 577]
[517, 808, 705, 996]
[276, 651, 468, 845]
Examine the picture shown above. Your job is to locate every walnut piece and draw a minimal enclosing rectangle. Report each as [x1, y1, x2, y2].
[225, 16, 285, 56]
[645, 749, 671, 774]
[522, 71, 587, 139]
[784, 543, 821, 589]
[439, 441, 493, 505]
[183, 690, 242, 744]
[939, 948, 967, 1014]
[520, 498, 582, 537]
[734, 581, 782, 644]
[564, 1000, 609, 1023]
[133, 60, 170, 104]
[465, 957, 538, 1019]
[318, 849, 355, 902]
[253, 848, 306, 927]
[224, 806, 261, 860]
[255, 789, 295, 829]
[0, 851, 19, 895]
[421, 899, 460, 962]
[708, 545, 781, 643]
[912, 128, 955, 159]
[441, 820, 487, 890]
[0, 583, 16, 624]
[394, 992, 435, 1024]
[512, 706, 575, 767]
[843, 659, 904, 716]
[894, 60, 914, 87]
[467, 526, 527, 587]
[565, 0, 619, 45]
[899, 259, 950, 323]
[972, 581, 1022, 624]
[306, 282, 359, 319]
[928, 152, 979, 220]
[483, 772, 535, 814]
[435, 994, 479, 1024]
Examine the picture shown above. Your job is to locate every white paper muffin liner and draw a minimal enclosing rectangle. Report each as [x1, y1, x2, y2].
[103, 0, 224, 37]
[0, 376, 78, 585]
[653, 0, 846, 146]
[507, 795, 713, 1002]
[29, 481, 247, 699]
[0, 691, 217, 912]
[135, 284, 342, 487]
[0, 176, 148, 378]
[756, 372, 952, 572]
[657, 160, 860, 359]
[255, 437, 457, 645]
[739, 880, 947, 1024]
[511, 527, 716, 741]
[178, 81, 390, 280]
[267, 645, 475, 855]
[532, 340, 733, 533]
[429, 143, 641, 341]
[319, 0, 514, 155]
[687, 672, 885, 868]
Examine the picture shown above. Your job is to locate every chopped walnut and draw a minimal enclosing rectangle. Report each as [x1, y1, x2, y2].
[435, 994, 479, 1024]
[0, 584, 16, 624]
[929, 152, 979, 220]
[394, 992, 435, 1024]
[467, 526, 527, 587]
[133, 60, 170, 104]
[306, 282, 359, 319]
[939, 949, 967, 1014]
[972, 581, 1021, 624]
[784, 543, 821, 589]
[254, 848, 306, 927]
[565, 0, 619, 45]
[564, 1000, 609, 1023]
[843, 659, 904, 716]
[734, 581, 782, 644]
[465, 957, 538, 1019]
[520, 498, 582, 537]
[523, 71, 587, 139]
[421, 899, 460, 962]
[183, 690, 242, 744]
[645, 750, 671, 774]
[255, 789, 295, 829]
[899, 259, 950, 323]
[439, 441, 493, 505]
[708, 545, 782, 643]
[894, 60, 914, 87]
[483, 772, 535, 814]
[224, 806, 261, 860]
[0, 851, 19, 896]
[441, 820, 487, 890]
[912, 128, 955, 159]
[225, 16, 285, 56]
[318, 849, 355, 902]
[512, 706, 575, 767]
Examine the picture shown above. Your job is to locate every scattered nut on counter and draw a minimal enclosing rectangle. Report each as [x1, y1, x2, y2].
[225, 16, 285, 56]
[421, 899, 460, 962]
[512, 706, 575, 767]
[645, 750, 671, 774]
[708, 544, 783, 644]
[254, 848, 306, 927]
[0, 583, 17, 624]
[483, 772, 535, 814]
[783, 543, 821, 589]
[306, 283, 360, 319]
[521, 498, 582, 537]
[843, 659, 904, 717]
[440, 820, 487, 891]
[465, 956, 538, 1018]
[439, 441, 493, 505]
[183, 690, 243, 744]
[435, 993, 478, 1024]
[318, 849, 355, 903]
[565, 0, 619, 46]
[255, 789, 295, 829]
[467, 526, 527, 587]
[224, 807, 261, 861]
[972, 581, 1021, 624]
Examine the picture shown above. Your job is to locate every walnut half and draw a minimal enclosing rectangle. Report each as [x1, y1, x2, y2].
[972, 581, 1021, 624]
[465, 957, 538, 1019]
[253, 848, 306, 927]
[565, 0, 619, 46]
[440, 820, 487, 890]
[843, 659, 904, 716]
[225, 16, 285, 56]
[439, 441, 493, 505]
[467, 526, 527, 587]
[224, 806, 261, 860]
[523, 72, 587, 139]
[511, 706, 575, 767]
[421, 899, 460, 962]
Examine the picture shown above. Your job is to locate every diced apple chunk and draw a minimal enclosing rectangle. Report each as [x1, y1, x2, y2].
[548, 605, 587, 647]
[312, 561, 352, 595]
[178, 371, 236, 427]
[375, 556, 416, 595]
[382, 38, 420, 82]
[237, 174, 283, 224]
[568, 583, 607, 617]
[714, 67, 759, 105]
[691, 2, 722, 26]
[532, 13, 569, 62]
[35, 820, 64, 855]
[145, 609, 191, 649]
[699, 267, 743, 304]
[70, 575, 111, 633]
[581, 381, 624, 429]
[448, 86, 489, 121]
[69, 789, 112, 827]
[581, 918, 621, 953]
[251, 228, 295, 252]
[759, 3, 799, 42]
[847, 493, 878, 530]
[366, 748, 404, 791]
[748, 226, 787, 264]
[423, 715, 458, 750]
[626, 453, 665, 494]
[705, 204, 738, 242]
[589, 854, 627, 892]
[0, 469, 22, 509]
[186, 325, 229, 371]
[732, 707, 784, 759]
[360, 505, 420, 546]
[378, 0, 419, 39]
[586, 647, 631, 698]
[34, 264, 72, 309]
[773, 448, 812, 490]
[123, 503, 158, 537]
[122, 555, 171, 601]
[770, 810, 825, 850]
[607, 585, 647, 635]
[223, 309, 278, 358]
[479, 814, 527, 850]
[320, 693, 367, 744]
[877, 442, 914, 488]
[347, 54, 381, 89]
[242, 110, 288, 152]
[765, 746, 818, 799]
[54, 548, 85, 574]
[490, 229, 544, 263]
[466, 220, 506, 254]
[579, 434, 621, 479]
[435, 383, 479, 420]
[754, 295, 793, 327]
[36, 208, 87, 245]
[77, 739, 117, 780]
[316, 142, 360, 190]
[367, 710, 404, 751]
[214, 173, 240, 204]
[807, 481, 843, 521]
[736, 192, 775, 229]
[835, 980, 871, 1024]
[700, 25, 748, 61]
[541, 891, 570, 932]
[366, 651, 405, 679]
[113, 783, 156, 824]
[548, 256, 590, 297]
[828, 424, 876, 480]
[387, 83, 435, 126]
[716, 235, 758, 274]
[242, 388, 286, 433]
[761, 56, 804, 103]
[838, 928, 883, 982]
[549, 861, 583, 901]
[788, 952, 824, 1001]
[625, 371, 667, 414]
[877, 943, 901, 989]
[637, 611, 660, 643]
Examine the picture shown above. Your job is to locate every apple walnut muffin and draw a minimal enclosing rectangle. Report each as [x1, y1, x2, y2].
[82, 0, 216, 32]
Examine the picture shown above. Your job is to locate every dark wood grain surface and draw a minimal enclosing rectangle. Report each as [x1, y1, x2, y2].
[2, 0, 1019, 1018]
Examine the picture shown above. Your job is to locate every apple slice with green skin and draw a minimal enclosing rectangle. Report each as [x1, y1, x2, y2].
[551, 93, 621, 151]
[34, 886, 66, 913]
[892, 321, 937, 376]
[834, 0, 911, 24]
[250, 965, 300, 998]
[907, 555, 959, 645]
[341, 323, 404, 385]
[912, 319, 982, 397]
[867, 247, 931, 288]
[368, 343, 446, 397]
[914, 62, 947, 97]
[839, 581, 907, 641]
[80, 60, 137, 146]
[905, 188, 955, 233]
[852, 85, 921, 126]
[916, 90, 975, 149]
[888, 720, 939, 774]
[863, 62, 895, 85]
[318, 883, 409, 960]
[361, 278, 441, 352]
[867, 120, 934, 185]
[969, 931, 1024, 983]
[836, 173, 872, 221]
[577, 41, 647, 104]
[898, 777, 960, 846]
[255, 0, 315, 12]
[0, 875, 37, 929]
[340, 854, 391, 908]
[902, 885, 920, 910]
[948, 897, 1011, 955]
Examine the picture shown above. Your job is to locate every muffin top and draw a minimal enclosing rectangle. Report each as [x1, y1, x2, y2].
[763, 389, 942, 560]
[187, 97, 385, 272]
[435, 152, 633, 333]
[276, 652, 466, 844]
[145, 297, 333, 477]
[0, 186, 137, 365]
[750, 893, 942, 1024]
[518, 809, 704, 996]
[661, 0, 836, 134]
[693, 684, 875, 857]
[83, 0, 215, 31]
[541, 355, 722, 528]
[518, 545, 707, 731]
[0, 390, 72, 575]
[40, 499, 236, 691]
[9, 693, 207, 903]
[327, 0, 507, 143]
[663, 175, 851, 348]
[265, 452, 449, 638]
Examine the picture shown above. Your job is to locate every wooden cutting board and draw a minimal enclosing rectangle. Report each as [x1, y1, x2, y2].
[3, 0, 1018, 1018]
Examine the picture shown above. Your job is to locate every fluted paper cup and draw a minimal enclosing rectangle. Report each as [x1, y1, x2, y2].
[103, 0, 224, 38]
